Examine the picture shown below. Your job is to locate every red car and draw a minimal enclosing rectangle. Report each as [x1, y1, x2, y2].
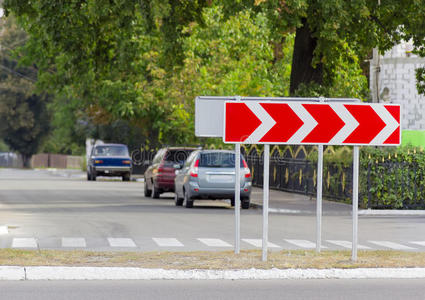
[144, 147, 196, 198]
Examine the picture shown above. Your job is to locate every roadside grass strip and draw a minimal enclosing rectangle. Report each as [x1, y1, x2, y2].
[3, 249, 425, 270]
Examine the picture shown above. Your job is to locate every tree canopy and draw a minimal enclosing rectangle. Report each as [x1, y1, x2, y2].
[2, 0, 425, 148]
[0, 15, 50, 166]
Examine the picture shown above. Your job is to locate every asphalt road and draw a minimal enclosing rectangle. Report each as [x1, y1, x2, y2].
[1, 168, 425, 252]
[1, 279, 425, 300]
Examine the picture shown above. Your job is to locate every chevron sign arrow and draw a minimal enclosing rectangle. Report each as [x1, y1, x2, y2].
[223, 102, 401, 146]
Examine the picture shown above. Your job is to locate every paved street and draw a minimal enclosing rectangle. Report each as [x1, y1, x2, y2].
[1, 168, 425, 252]
[2, 279, 425, 300]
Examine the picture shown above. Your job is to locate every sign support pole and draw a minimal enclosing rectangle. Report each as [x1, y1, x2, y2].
[234, 96, 241, 255]
[235, 143, 241, 254]
[352, 146, 359, 261]
[316, 145, 323, 252]
[262, 144, 270, 261]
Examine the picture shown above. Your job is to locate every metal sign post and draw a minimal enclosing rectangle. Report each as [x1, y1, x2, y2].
[316, 145, 323, 252]
[195, 96, 400, 262]
[234, 96, 241, 254]
[352, 146, 360, 261]
[262, 144, 270, 261]
[235, 143, 241, 254]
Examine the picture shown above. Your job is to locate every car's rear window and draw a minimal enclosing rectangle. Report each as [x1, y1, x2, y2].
[163, 150, 194, 165]
[199, 152, 243, 168]
[94, 145, 129, 156]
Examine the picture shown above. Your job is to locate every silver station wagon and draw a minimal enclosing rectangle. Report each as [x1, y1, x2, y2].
[174, 150, 252, 208]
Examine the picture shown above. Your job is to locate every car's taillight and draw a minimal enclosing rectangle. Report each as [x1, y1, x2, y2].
[243, 160, 251, 178]
[95, 160, 103, 164]
[158, 163, 165, 173]
[190, 159, 199, 177]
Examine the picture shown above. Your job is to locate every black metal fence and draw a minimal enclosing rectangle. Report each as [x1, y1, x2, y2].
[129, 145, 425, 209]
[241, 146, 353, 203]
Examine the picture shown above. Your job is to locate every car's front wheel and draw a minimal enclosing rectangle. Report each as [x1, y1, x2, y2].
[122, 173, 131, 181]
[184, 190, 193, 208]
[144, 181, 151, 197]
[152, 183, 160, 199]
[90, 168, 97, 181]
[174, 193, 183, 206]
[241, 197, 250, 209]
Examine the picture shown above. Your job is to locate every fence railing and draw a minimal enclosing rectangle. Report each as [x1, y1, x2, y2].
[0, 152, 23, 168]
[242, 148, 353, 203]
[130, 145, 424, 209]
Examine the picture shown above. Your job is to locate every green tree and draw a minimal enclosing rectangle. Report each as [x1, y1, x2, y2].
[252, 0, 425, 95]
[0, 15, 51, 167]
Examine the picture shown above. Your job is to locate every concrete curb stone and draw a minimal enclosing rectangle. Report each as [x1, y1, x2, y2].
[1, 266, 425, 280]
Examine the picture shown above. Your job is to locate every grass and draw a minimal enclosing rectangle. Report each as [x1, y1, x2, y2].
[2, 249, 425, 269]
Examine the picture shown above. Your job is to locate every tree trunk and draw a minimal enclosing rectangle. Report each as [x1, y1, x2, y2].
[21, 154, 32, 169]
[289, 18, 324, 95]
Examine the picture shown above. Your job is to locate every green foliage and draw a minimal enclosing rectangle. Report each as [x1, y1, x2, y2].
[4, 0, 425, 150]
[0, 140, 9, 152]
[360, 147, 425, 209]
[0, 15, 51, 166]
[165, 6, 293, 143]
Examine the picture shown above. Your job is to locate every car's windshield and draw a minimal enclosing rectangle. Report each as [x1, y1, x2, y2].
[199, 152, 243, 168]
[163, 149, 194, 165]
[94, 145, 129, 156]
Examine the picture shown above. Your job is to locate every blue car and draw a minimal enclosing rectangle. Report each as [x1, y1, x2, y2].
[87, 144, 132, 181]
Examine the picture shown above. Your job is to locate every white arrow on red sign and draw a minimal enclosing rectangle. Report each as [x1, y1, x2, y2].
[223, 102, 401, 146]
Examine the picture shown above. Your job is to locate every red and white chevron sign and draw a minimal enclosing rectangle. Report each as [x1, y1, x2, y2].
[223, 102, 401, 145]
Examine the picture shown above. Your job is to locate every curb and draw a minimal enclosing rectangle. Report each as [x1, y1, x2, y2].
[4, 266, 425, 280]
[358, 209, 425, 216]
[251, 203, 425, 216]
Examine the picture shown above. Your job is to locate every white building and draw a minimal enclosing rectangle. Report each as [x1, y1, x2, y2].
[370, 41, 425, 130]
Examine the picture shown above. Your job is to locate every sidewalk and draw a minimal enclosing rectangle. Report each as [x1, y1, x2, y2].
[250, 187, 352, 215]
[250, 187, 425, 216]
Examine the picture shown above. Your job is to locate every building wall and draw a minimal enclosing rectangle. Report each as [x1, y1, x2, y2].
[370, 42, 425, 130]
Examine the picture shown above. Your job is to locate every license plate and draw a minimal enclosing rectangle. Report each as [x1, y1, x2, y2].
[104, 170, 110, 173]
[209, 175, 233, 182]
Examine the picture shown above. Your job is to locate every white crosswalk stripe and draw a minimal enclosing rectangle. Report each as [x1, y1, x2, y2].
[409, 241, 425, 247]
[12, 238, 37, 248]
[369, 241, 416, 250]
[153, 238, 184, 247]
[107, 238, 137, 248]
[284, 239, 327, 249]
[242, 239, 280, 248]
[326, 240, 371, 250]
[62, 238, 86, 248]
[198, 238, 232, 247]
[0, 226, 8, 235]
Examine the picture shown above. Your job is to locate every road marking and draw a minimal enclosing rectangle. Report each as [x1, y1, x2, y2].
[327, 240, 371, 250]
[12, 238, 37, 248]
[62, 238, 86, 248]
[409, 241, 425, 247]
[284, 239, 327, 249]
[153, 238, 184, 247]
[242, 239, 280, 248]
[0, 226, 8, 235]
[107, 238, 137, 248]
[369, 241, 416, 250]
[198, 238, 232, 247]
